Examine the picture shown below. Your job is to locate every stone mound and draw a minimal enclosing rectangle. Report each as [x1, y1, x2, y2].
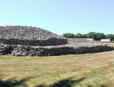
[0, 26, 67, 46]
[0, 26, 113, 56]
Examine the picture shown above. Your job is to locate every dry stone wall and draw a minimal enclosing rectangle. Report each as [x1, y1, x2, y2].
[0, 26, 67, 46]
[0, 26, 113, 56]
[0, 44, 113, 56]
[67, 38, 90, 44]
[0, 38, 67, 46]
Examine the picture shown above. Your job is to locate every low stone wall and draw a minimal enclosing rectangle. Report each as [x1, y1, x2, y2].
[72, 46, 113, 54]
[0, 44, 113, 56]
[11, 46, 73, 56]
[0, 38, 67, 46]
[67, 38, 93, 44]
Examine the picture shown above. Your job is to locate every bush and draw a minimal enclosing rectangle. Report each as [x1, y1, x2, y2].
[86, 32, 97, 39]
[95, 33, 106, 40]
[75, 33, 84, 38]
[62, 33, 75, 38]
[62, 32, 114, 40]
[106, 34, 114, 40]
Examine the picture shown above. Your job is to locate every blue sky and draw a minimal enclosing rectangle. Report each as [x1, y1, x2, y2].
[0, 0, 114, 35]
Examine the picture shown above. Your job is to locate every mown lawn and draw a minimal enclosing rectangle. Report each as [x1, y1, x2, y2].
[0, 43, 114, 87]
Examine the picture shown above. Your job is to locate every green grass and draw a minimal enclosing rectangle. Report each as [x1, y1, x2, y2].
[0, 50, 114, 87]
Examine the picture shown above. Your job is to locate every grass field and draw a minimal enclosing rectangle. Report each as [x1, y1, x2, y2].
[0, 43, 114, 87]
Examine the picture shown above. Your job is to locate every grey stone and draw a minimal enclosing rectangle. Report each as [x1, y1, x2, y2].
[0, 26, 113, 56]
[0, 26, 67, 46]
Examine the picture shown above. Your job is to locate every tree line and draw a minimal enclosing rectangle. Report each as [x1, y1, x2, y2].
[62, 32, 114, 40]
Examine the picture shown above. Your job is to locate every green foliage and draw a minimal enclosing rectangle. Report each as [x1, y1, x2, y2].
[96, 33, 106, 40]
[62, 32, 114, 40]
[86, 32, 97, 39]
[86, 32, 106, 40]
[83, 34, 87, 38]
[62, 33, 75, 38]
[75, 33, 84, 38]
[106, 34, 114, 39]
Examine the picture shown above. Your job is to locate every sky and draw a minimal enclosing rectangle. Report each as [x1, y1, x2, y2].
[0, 0, 114, 35]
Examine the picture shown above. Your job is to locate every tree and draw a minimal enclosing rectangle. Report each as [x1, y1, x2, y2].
[83, 34, 87, 38]
[62, 33, 75, 38]
[86, 32, 97, 39]
[75, 33, 84, 38]
[62, 32, 114, 40]
[95, 33, 106, 40]
[106, 34, 114, 40]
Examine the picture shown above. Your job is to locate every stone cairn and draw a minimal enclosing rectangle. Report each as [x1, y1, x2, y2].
[0, 26, 113, 56]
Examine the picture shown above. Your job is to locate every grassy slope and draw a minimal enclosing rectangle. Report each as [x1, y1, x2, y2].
[0, 43, 114, 87]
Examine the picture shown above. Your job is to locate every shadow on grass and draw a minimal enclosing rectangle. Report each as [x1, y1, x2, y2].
[36, 77, 85, 87]
[0, 77, 32, 87]
[88, 85, 108, 87]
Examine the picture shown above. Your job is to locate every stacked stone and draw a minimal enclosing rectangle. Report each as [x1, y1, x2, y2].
[67, 38, 89, 43]
[0, 26, 113, 56]
[0, 44, 113, 56]
[0, 26, 67, 46]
